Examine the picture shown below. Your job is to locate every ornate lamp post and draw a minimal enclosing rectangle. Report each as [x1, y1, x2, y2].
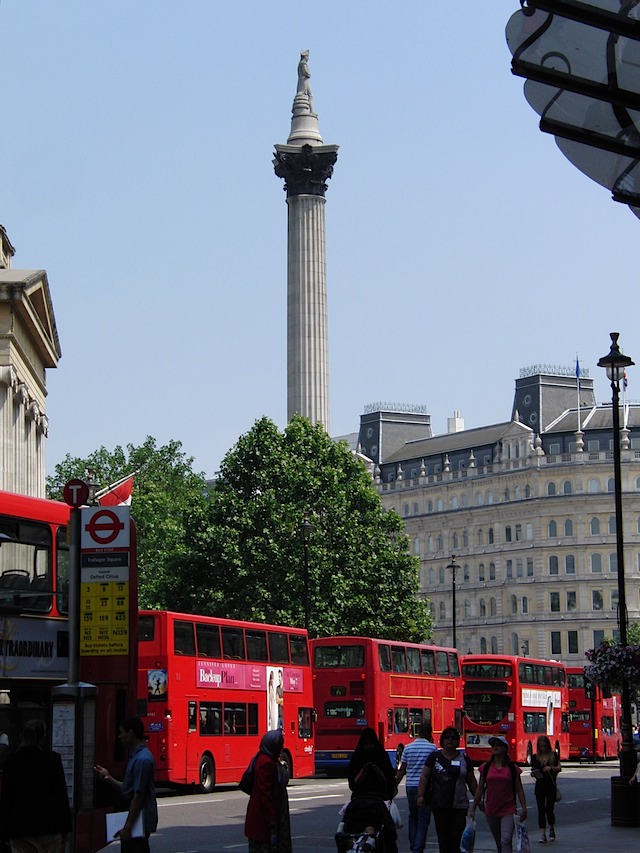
[597, 334, 637, 793]
[299, 518, 313, 634]
[447, 556, 459, 649]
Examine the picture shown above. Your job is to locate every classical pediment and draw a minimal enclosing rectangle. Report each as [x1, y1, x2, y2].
[0, 269, 61, 367]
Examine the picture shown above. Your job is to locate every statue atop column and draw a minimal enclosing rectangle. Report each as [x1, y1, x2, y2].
[296, 50, 313, 113]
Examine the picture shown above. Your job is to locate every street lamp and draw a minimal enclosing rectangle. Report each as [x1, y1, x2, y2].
[299, 518, 313, 634]
[598, 333, 635, 782]
[447, 556, 459, 649]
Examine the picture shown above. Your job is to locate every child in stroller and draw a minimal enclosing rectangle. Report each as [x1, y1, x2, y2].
[335, 776, 398, 853]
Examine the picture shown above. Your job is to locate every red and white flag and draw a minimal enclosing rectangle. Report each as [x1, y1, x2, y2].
[96, 474, 135, 506]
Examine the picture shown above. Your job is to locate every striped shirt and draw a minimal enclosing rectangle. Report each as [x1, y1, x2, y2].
[400, 738, 437, 787]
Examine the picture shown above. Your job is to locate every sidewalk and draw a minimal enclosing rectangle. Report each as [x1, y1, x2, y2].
[464, 815, 640, 852]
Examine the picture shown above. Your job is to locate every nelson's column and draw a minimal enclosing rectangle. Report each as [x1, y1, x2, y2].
[274, 51, 338, 429]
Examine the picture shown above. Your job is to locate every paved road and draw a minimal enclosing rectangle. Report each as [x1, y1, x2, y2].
[98, 762, 640, 852]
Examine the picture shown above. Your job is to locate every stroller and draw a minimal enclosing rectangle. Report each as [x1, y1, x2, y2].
[335, 792, 398, 853]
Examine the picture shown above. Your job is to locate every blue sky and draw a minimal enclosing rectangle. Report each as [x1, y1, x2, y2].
[1, 2, 637, 480]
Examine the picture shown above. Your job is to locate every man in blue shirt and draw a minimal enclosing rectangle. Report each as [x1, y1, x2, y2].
[395, 722, 436, 853]
[96, 716, 158, 852]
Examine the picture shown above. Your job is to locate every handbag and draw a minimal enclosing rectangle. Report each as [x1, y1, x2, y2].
[515, 819, 531, 853]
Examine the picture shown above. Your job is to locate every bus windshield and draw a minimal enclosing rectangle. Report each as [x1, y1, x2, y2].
[313, 645, 364, 668]
[464, 692, 512, 724]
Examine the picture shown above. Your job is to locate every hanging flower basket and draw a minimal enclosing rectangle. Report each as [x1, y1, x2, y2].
[585, 640, 640, 696]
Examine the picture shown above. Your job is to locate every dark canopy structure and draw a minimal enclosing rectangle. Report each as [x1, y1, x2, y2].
[506, 1, 640, 218]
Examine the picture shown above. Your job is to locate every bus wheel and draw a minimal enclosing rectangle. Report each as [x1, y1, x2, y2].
[395, 744, 404, 769]
[199, 755, 215, 794]
[525, 743, 533, 766]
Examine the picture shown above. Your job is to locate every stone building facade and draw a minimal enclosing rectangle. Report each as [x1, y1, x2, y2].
[358, 366, 640, 665]
[0, 225, 60, 496]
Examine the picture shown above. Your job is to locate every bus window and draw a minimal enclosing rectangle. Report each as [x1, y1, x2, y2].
[313, 644, 362, 667]
[448, 654, 460, 676]
[225, 704, 247, 735]
[196, 623, 221, 659]
[248, 704, 258, 735]
[435, 651, 449, 675]
[394, 708, 409, 733]
[0, 521, 52, 612]
[245, 629, 268, 662]
[387, 708, 393, 735]
[421, 649, 435, 675]
[289, 634, 309, 665]
[407, 648, 421, 674]
[139, 615, 155, 642]
[188, 701, 197, 733]
[409, 708, 423, 735]
[200, 702, 222, 735]
[298, 707, 313, 739]
[378, 645, 392, 672]
[268, 632, 289, 664]
[391, 646, 407, 673]
[523, 712, 546, 733]
[56, 527, 69, 614]
[222, 627, 246, 660]
[174, 621, 196, 656]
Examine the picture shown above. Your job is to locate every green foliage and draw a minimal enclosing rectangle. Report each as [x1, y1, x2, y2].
[167, 416, 432, 641]
[628, 622, 640, 646]
[46, 437, 210, 608]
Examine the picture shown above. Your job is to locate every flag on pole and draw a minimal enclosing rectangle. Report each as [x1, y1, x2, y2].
[575, 357, 581, 378]
[623, 370, 628, 391]
[96, 474, 135, 506]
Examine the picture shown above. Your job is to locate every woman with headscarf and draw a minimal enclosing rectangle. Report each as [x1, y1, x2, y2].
[348, 727, 397, 801]
[244, 730, 291, 853]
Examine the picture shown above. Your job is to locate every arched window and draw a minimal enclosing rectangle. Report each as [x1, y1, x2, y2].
[525, 523, 533, 540]
[525, 484, 531, 498]
[451, 496, 459, 510]
[489, 562, 496, 580]
[428, 567, 435, 585]
[491, 636, 498, 654]
[461, 494, 468, 508]
[511, 633, 519, 655]
[504, 488, 510, 502]
[549, 555, 559, 575]
[428, 536, 435, 554]
[565, 554, 575, 574]
[463, 565, 470, 582]
[590, 517, 600, 535]
[511, 595, 518, 615]
[479, 563, 485, 582]
[413, 502, 419, 515]
[564, 519, 573, 537]
[476, 491, 484, 506]
[588, 478, 601, 494]
[591, 553, 602, 573]
[514, 486, 521, 500]
[488, 528, 494, 544]
[479, 599, 486, 617]
[609, 516, 616, 535]
[413, 536, 420, 555]
[439, 601, 446, 620]
[464, 600, 471, 618]
[452, 532, 459, 550]
[462, 531, 469, 548]
[487, 491, 494, 505]
[548, 520, 557, 538]
[477, 529, 484, 546]
[427, 500, 433, 512]
[480, 637, 487, 654]
[439, 566, 445, 584]
[429, 602, 436, 618]
[490, 597, 497, 616]
[403, 504, 409, 517]
[437, 534, 443, 552]
[522, 596, 529, 614]
[607, 478, 615, 493]
[563, 480, 572, 495]
[547, 482, 556, 496]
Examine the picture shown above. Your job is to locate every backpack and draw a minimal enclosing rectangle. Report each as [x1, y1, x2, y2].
[239, 753, 257, 794]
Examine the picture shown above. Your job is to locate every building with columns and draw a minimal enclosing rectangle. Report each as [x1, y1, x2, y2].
[274, 52, 338, 430]
[357, 365, 640, 665]
[0, 225, 61, 496]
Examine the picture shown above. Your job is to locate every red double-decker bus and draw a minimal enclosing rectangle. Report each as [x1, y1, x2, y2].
[0, 489, 138, 851]
[137, 610, 315, 791]
[462, 655, 570, 764]
[567, 666, 620, 761]
[311, 636, 463, 775]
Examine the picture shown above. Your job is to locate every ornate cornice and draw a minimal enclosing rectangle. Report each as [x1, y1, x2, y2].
[273, 144, 338, 198]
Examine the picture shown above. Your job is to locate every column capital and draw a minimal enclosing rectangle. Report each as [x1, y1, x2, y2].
[273, 143, 338, 198]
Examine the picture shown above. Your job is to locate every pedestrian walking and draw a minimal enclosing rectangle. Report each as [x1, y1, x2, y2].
[469, 735, 527, 853]
[244, 730, 292, 853]
[348, 727, 397, 801]
[0, 718, 71, 853]
[395, 722, 436, 853]
[416, 726, 477, 853]
[95, 716, 158, 853]
[531, 735, 561, 843]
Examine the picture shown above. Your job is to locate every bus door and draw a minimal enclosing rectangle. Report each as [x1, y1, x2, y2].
[185, 697, 201, 778]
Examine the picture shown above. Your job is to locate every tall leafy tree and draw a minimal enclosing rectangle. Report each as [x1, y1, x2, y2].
[46, 437, 210, 608]
[167, 416, 432, 641]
